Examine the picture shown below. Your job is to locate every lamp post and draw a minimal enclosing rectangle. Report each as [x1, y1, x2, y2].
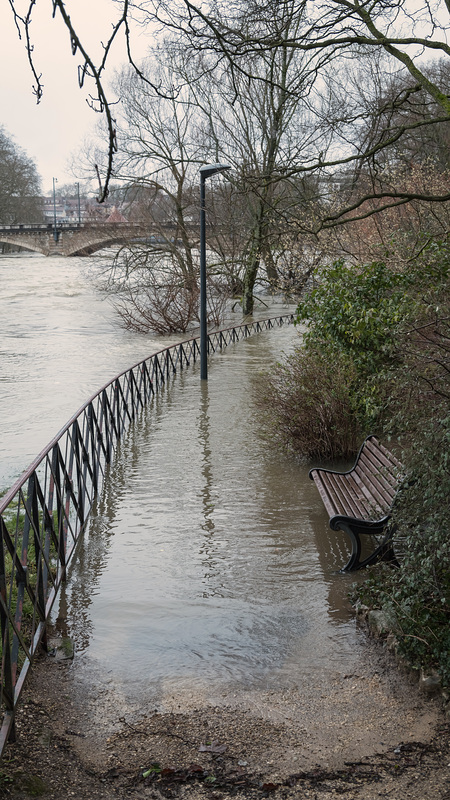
[199, 163, 231, 380]
[52, 177, 58, 242]
[76, 182, 81, 225]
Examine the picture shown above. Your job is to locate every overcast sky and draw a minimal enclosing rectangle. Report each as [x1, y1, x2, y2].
[2, 2, 447, 196]
[0, 1, 150, 194]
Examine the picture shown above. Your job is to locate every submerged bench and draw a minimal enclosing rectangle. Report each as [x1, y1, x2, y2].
[309, 435, 404, 571]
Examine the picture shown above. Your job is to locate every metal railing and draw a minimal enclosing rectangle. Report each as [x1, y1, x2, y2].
[0, 313, 294, 754]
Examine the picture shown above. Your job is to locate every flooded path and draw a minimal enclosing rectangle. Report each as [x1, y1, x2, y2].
[2, 256, 444, 797]
[58, 324, 365, 713]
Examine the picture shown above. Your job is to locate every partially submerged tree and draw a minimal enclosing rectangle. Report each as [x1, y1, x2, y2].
[113, 61, 201, 285]
[94, 14, 327, 321]
[93, 55, 231, 332]
[176, 2, 326, 313]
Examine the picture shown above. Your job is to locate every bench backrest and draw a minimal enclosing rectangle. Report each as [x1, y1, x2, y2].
[354, 436, 403, 516]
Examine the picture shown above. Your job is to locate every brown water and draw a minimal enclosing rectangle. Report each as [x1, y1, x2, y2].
[0, 252, 187, 489]
[59, 326, 363, 708]
[1, 252, 362, 709]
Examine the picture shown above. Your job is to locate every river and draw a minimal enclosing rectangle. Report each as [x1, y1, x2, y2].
[1, 252, 363, 713]
[0, 253, 183, 491]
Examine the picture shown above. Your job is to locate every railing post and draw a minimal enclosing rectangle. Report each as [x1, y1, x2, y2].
[0, 516, 15, 742]
[87, 403, 99, 494]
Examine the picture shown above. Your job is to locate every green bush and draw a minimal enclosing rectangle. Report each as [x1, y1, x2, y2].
[359, 417, 450, 684]
[296, 259, 410, 376]
[349, 242, 450, 687]
[259, 258, 412, 457]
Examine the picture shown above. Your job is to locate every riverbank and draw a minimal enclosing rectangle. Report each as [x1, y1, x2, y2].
[1, 630, 448, 800]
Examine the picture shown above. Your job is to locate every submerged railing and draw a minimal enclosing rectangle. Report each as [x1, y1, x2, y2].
[0, 314, 294, 754]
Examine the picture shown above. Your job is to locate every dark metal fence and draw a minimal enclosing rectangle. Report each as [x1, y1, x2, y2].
[0, 314, 294, 754]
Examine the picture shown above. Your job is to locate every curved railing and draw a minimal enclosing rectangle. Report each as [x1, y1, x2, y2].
[0, 313, 294, 753]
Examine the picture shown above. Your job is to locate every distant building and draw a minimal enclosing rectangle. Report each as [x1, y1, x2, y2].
[42, 195, 128, 223]
[43, 196, 68, 222]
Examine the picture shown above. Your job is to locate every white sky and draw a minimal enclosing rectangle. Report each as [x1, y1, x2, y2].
[0, 1, 151, 194]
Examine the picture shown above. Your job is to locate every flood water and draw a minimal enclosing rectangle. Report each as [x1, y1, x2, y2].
[0, 253, 178, 491]
[1, 252, 363, 709]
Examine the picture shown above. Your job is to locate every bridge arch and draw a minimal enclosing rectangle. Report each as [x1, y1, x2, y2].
[66, 235, 133, 256]
[0, 235, 45, 255]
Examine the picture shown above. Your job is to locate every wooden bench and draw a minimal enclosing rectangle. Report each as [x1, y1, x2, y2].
[309, 435, 404, 571]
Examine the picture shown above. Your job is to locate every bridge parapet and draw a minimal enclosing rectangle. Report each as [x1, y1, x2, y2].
[0, 222, 144, 256]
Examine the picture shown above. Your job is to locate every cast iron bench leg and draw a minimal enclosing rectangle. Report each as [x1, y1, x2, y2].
[338, 526, 397, 571]
[338, 523, 361, 571]
[357, 534, 397, 570]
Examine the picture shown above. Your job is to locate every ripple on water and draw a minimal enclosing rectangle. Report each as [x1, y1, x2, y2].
[61, 326, 362, 702]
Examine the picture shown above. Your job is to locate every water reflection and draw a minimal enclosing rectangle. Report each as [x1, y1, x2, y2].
[58, 326, 364, 705]
[198, 381, 215, 541]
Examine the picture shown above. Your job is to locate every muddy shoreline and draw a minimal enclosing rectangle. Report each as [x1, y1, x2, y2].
[1, 630, 449, 800]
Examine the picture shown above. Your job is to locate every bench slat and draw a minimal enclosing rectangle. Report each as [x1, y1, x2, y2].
[327, 472, 370, 518]
[311, 470, 339, 518]
[354, 457, 396, 511]
[357, 448, 402, 495]
[366, 437, 403, 472]
[355, 463, 397, 500]
[358, 444, 399, 488]
[354, 469, 396, 509]
[360, 440, 398, 473]
[315, 469, 382, 520]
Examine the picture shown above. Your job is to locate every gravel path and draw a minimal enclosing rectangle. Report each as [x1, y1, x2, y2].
[1, 631, 449, 799]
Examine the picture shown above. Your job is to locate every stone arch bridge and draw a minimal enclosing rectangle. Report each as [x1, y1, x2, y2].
[0, 222, 157, 256]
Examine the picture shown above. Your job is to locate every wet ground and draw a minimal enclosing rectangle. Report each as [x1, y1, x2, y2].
[2, 627, 448, 800]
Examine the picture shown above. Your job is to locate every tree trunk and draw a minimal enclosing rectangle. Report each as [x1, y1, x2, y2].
[242, 253, 261, 315]
[264, 245, 278, 285]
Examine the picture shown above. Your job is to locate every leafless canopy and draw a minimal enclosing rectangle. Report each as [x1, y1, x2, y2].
[9, 0, 450, 220]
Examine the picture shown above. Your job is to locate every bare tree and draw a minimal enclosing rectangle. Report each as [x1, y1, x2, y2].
[165, 2, 329, 313]
[154, 0, 450, 112]
[108, 248, 227, 333]
[114, 62, 202, 283]
[92, 55, 233, 333]
[94, 24, 325, 318]
[146, 0, 450, 223]
[9, 0, 450, 243]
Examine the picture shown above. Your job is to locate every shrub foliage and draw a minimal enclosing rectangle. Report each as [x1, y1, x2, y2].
[257, 346, 361, 460]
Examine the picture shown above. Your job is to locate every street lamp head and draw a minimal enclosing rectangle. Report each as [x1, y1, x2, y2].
[200, 163, 231, 181]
